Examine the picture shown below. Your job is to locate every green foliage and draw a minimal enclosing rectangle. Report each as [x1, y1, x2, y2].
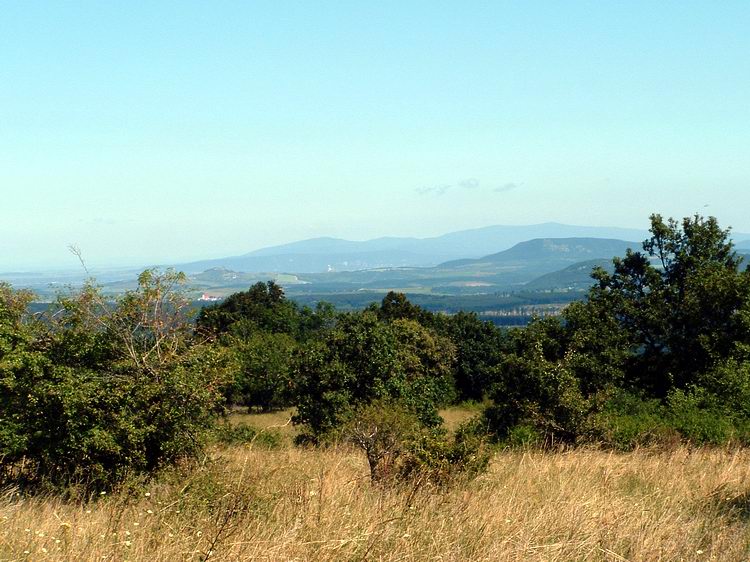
[484, 317, 591, 444]
[229, 332, 297, 411]
[586, 388, 750, 450]
[292, 311, 456, 442]
[374, 291, 436, 326]
[586, 390, 674, 450]
[397, 416, 491, 486]
[505, 423, 543, 448]
[589, 214, 750, 396]
[343, 399, 424, 482]
[436, 311, 508, 401]
[196, 281, 334, 341]
[665, 388, 741, 445]
[483, 215, 750, 449]
[0, 271, 233, 491]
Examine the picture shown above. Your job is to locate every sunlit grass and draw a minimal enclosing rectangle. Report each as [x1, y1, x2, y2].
[3, 443, 750, 561]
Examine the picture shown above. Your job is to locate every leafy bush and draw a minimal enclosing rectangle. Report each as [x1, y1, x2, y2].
[343, 400, 489, 485]
[397, 417, 491, 486]
[586, 390, 674, 450]
[343, 400, 424, 482]
[0, 272, 233, 492]
[484, 319, 591, 444]
[665, 388, 739, 445]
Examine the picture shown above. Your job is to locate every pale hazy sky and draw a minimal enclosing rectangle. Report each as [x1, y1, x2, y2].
[2, 1, 750, 270]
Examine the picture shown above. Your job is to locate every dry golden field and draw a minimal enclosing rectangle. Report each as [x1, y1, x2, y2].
[3, 415, 750, 561]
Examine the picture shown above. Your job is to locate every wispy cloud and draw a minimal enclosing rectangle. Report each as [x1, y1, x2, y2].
[416, 178, 521, 197]
[416, 184, 452, 196]
[458, 178, 480, 190]
[494, 182, 520, 193]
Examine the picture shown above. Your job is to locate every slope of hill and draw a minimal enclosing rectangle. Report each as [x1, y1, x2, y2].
[523, 259, 614, 291]
[440, 238, 634, 271]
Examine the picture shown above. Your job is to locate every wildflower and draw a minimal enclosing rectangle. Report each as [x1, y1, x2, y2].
[100, 491, 106, 496]
[144, 492, 151, 497]
[124, 540, 132, 547]
[696, 550, 704, 555]
[146, 509, 153, 514]
[133, 522, 140, 526]
[41, 547, 48, 553]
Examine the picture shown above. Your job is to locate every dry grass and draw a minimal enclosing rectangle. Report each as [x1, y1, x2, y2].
[229, 408, 298, 442]
[439, 404, 485, 432]
[3, 444, 750, 561]
[225, 405, 479, 444]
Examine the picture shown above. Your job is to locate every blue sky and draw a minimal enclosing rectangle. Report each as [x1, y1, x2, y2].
[2, 1, 749, 270]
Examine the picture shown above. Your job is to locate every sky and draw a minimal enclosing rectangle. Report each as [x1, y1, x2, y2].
[2, 1, 750, 270]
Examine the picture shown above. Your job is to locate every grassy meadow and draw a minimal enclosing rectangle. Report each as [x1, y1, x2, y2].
[3, 410, 750, 561]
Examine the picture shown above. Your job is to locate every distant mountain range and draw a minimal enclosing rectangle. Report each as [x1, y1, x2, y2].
[176, 223, 653, 273]
[7, 223, 750, 305]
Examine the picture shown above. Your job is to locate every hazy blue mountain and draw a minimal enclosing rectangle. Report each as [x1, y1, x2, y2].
[176, 223, 652, 273]
[178, 249, 440, 274]
[736, 240, 750, 250]
[440, 238, 635, 271]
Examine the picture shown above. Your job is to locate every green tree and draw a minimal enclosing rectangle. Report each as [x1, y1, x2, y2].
[589, 214, 750, 396]
[484, 317, 589, 443]
[196, 281, 298, 337]
[292, 311, 456, 442]
[229, 332, 297, 411]
[437, 311, 509, 401]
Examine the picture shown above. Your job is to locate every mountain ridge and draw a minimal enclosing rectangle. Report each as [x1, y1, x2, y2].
[176, 223, 655, 274]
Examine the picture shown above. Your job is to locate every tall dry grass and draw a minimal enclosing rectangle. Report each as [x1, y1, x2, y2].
[3, 444, 750, 561]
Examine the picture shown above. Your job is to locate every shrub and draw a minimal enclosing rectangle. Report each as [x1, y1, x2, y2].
[665, 388, 738, 445]
[586, 390, 674, 450]
[343, 400, 423, 482]
[344, 400, 490, 485]
[397, 416, 491, 486]
[0, 272, 233, 492]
